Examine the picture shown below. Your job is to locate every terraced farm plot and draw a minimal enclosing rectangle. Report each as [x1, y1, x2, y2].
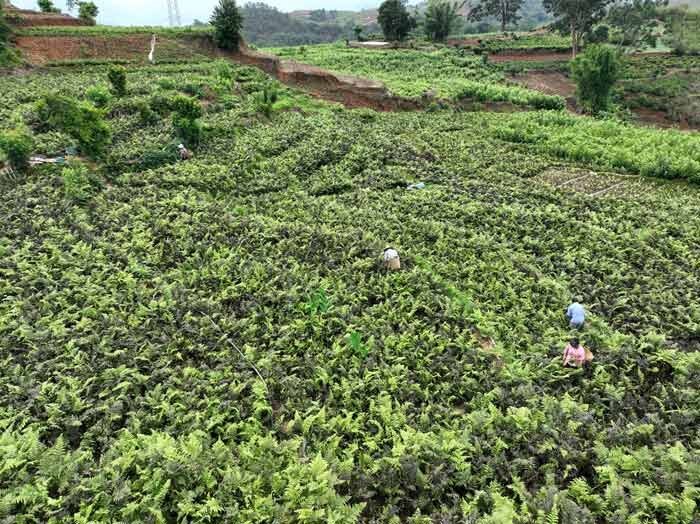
[1, 61, 700, 523]
[265, 44, 565, 109]
[535, 166, 691, 199]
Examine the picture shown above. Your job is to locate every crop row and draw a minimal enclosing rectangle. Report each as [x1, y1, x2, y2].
[1, 61, 699, 522]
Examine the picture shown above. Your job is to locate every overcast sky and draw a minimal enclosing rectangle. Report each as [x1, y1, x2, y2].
[12, 0, 377, 25]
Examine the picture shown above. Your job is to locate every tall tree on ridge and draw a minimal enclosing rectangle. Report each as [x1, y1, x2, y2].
[425, 0, 465, 41]
[543, 0, 611, 56]
[469, 0, 523, 33]
[378, 0, 414, 41]
[211, 0, 244, 50]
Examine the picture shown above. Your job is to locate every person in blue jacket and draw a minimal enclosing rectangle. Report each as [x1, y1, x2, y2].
[566, 299, 586, 329]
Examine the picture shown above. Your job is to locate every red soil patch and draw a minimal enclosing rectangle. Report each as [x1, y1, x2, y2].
[511, 71, 576, 109]
[5, 3, 90, 27]
[511, 71, 575, 97]
[632, 107, 693, 131]
[15, 35, 155, 63]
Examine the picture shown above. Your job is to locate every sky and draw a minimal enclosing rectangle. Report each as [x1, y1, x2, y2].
[11, 0, 377, 25]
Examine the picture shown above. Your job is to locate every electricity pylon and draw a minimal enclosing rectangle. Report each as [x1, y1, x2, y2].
[166, 0, 181, 27]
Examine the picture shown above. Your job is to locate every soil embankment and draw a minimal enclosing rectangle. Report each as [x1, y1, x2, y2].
[14, 34, 425, 111]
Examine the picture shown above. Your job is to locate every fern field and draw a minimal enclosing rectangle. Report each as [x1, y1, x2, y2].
[1, 61, 700, 523]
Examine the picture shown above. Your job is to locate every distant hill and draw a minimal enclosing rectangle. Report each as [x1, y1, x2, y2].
[242, 3, 367, 47]
[243, 0, 554, 46]
[668, 0, 700, 6]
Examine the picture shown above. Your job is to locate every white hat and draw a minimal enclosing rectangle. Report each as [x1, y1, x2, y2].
[383, 248, 399, 261]
[177, 144, 185, 149]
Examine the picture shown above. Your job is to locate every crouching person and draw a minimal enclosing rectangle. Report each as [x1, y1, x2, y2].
[563, 338, 593, 367]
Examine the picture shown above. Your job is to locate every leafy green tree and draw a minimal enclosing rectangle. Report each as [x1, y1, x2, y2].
[211, 0, 244, 51]
[543, 0, 611, 56]
[468, 0, 523, 33]
[77, 1, 98, 23]
[587, 23, 610, 43]
[570, 44, 621, 113]
[606, 0, 667, 50]
[38, 0, 60, 13]
[353, 24, 363, 41]
[0, 128, 34, 171]
[1, 0, 11, 46]
[107, 65, 127, 97]
[424, 0, 465, 41]
[378, 0, 414, 41]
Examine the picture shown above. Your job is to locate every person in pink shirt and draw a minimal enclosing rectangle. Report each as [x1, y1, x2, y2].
[563, 338, 588, 367]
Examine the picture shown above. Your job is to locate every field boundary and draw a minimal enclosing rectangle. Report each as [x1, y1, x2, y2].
[14, 34, 539, 112]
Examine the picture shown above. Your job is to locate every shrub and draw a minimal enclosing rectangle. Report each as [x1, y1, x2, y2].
[157, 78, 177, 90]
[135, 99, 158, 125]
[171, 94, 203, 120]
[173, 115, 202, 146]
[61, 160, 91, 202]
[211, 0, 243, 51]
[107, 65, 127, 97]
[36, 94, 111, 158]
[86, 85, 112, 107]
[253, 84, 278, 117]
[570, 44, 621, 114]
[0, 128, 34, 171]
[149, 93, 175, 114]
[137, 148, 177, 170]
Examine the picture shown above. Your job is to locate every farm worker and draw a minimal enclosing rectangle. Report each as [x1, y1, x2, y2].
[563, 338, 592, 367]
[177, 144, 192, 161]
[566, 299, 585, 329]
[383, 248, 400, 270]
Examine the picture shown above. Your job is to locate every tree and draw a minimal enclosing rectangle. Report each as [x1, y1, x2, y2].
[1, 0, 11, 46]
[65, 0, 76, 10]
[353, 24, 363, 41]
[77, 1, 98, 23]
[424, 0, 465, 41]
[211, 0, 244, 51]
[378, 0, 414, 41]
[570, 44, 621, 113]
[543, 0, 612, 56]
[606, 0, 667, 51]
[38, 0, 60, 13]
[468, 0, 523, 33]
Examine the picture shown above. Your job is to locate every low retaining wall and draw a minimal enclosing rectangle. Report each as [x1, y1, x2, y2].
[12, 34, 526, 113]
[183, 35, 424, 111]
[14, 35, 154, 63]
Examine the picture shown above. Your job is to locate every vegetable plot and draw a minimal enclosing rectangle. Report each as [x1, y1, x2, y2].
[1, 62, 700, 523]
